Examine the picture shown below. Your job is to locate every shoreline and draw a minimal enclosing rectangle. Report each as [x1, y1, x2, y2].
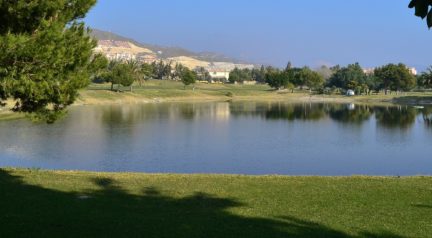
[2, 85, 432, 121]
[73, 91, 429, 107]
[74, 90, 383, 106]
[2, 167, 430, 178]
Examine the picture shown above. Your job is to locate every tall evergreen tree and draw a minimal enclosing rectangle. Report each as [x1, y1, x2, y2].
[0, 0, 98, 122]
[285, 61, 292, 72]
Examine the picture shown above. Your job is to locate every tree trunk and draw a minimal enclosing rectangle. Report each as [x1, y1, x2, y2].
[111, 82, 114, 91]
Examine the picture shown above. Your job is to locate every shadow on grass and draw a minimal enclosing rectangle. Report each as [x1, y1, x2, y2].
[0, 170, 406, 238]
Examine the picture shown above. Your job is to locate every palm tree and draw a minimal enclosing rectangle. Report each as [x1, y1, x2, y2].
[126, 60, 143, 91]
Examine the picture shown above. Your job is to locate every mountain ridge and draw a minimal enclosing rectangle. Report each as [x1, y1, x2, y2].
[90, 29, 248, 64]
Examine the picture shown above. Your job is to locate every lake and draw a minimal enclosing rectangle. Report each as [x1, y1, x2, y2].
[0, 102, 431, 176]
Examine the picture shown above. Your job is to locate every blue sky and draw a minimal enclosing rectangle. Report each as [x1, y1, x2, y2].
[85, 0, 431, 70]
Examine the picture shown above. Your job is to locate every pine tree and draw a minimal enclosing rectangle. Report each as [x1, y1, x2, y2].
[0, 0, 98, 122]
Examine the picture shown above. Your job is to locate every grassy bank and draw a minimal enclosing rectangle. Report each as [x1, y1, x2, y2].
[77, 80, 432, 106]
[2, 81, 432, 121]
[0, 112, 24, 121]
[1, 168, 431, 237]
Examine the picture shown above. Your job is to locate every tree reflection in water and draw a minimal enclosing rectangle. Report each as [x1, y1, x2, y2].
[328, 104, 372, 125]
[421, 107, 432, 128]
[374, 106, 417, 129]
[95, 102, 430, 130]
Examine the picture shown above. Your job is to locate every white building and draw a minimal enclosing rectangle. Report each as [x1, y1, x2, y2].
[363, 68, 375, 75]
[208, 69, 230, 82]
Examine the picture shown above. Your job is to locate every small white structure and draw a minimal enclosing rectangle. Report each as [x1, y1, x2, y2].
[408, 67, 418, 76]
[346, 90, 355, 96]
[208, 69, 230, 82]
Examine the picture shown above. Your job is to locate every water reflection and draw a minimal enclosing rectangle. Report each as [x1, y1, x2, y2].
[422, 107, 432, 128]
[328, 104, 372, 125]
[0, 102, 431, 175]
[228, 102, 425, 129]
[229, 103, 327, 121]
[374, 106, 417, 129]
[91, 102, 430, 129]
[264, 103, 326, 121]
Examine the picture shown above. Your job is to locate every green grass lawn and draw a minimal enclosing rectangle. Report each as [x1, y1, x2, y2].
[80, 80, 432, 105]
[1, 169, 431, 238]
[81, 80, 303, 101]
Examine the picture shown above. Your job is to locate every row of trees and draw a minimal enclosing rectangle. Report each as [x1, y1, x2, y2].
[228, 67, 266, 84]
[260, 61, 432, 95]
[179, 61, 431, 96]
[265, 63, 325, 91]
[94, 60, 197, 91]
[327, 63, 418, 94]
[148, 61, 208, 82]
[227, 64, 325, 91]
[93, 56, 432, 96]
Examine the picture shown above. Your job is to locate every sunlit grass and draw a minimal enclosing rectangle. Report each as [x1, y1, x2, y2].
[80, 80, 432, 105]
[1, 168, 431, 238]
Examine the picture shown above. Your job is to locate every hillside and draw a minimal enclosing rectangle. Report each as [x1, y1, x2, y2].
[90, 29, 247, 64]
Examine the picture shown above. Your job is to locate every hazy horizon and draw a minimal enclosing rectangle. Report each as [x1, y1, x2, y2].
[85, 0, 431, 71]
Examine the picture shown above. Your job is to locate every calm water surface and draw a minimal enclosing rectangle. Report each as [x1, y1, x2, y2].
[0, 102, 431, 175]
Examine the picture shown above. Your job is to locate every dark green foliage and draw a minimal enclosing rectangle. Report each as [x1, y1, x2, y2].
[181, 69, 197, 88]
[151, 60, 172, 80]
[103, 61, 143, 91]
[328, 63, 367, 91]
[364, 75, 383, 94]
[89, 54, 109, 81]
[409, 0, 432, 28]
[0, 0, 98, 122]
[296, 67, 324, 90]
[265, 65, 323, 91]
[374, 63, 416, 92]
[141, 63, 154, 79]
[265, 69, 289, 89]
[285, 61, 293, 71]
[229, 68, 252, 83]
[251, 65, 266, 83]
[0, 0, 97, 34]
[417, 66, 432, 88]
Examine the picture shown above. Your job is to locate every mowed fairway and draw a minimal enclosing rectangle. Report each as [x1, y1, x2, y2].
[0, 169, 431, 238]
[77, 80, 432, 105]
